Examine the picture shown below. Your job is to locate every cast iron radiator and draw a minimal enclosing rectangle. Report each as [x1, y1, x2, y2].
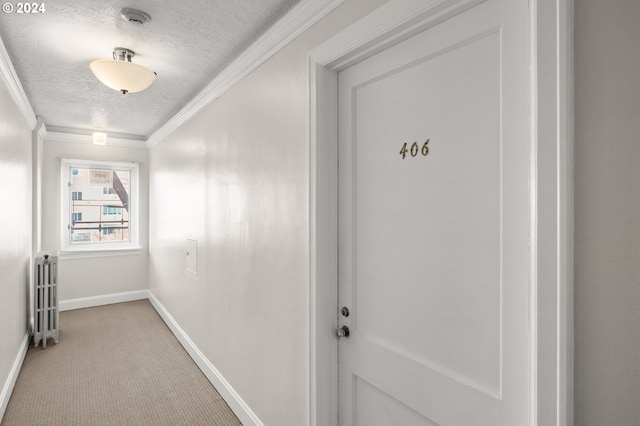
[33, 254, 59, 348]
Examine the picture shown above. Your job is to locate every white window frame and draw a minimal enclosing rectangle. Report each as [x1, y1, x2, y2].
[60, 159, 140, 253]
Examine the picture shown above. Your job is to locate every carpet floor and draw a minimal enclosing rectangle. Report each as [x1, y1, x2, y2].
[1, 300, 242, 426]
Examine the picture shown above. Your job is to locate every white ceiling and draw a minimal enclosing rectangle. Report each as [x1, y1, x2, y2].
[0, 0, 301, 139]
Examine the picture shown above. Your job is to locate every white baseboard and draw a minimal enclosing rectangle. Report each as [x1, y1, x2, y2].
[59, 289, 150, 311]
[148, 292, 263, 426]
[0, 332, 29, 423]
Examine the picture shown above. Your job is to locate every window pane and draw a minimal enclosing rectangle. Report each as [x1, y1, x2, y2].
[69, 167, 130, 244]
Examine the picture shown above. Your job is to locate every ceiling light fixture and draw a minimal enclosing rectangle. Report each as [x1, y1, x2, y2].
[90, 47, 156, 94]
[92, 132, 107, 145]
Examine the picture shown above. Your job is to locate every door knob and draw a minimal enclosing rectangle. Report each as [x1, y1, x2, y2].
[335, 326, 350, 339]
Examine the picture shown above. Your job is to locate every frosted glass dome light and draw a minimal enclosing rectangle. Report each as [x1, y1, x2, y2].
[90, 48, 156, 94]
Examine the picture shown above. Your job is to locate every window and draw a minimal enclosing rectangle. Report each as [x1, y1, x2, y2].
[61, 159, 139, 252]
[102, 205, 120, 215]
[101, 225, 117, 236]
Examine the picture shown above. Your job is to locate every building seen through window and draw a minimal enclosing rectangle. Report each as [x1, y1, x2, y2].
[68, 167, 130, 244]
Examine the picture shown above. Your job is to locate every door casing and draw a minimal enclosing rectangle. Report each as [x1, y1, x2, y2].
[308, 1, 574, 425]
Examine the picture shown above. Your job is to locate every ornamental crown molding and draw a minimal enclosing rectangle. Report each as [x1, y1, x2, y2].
[0, 35, 37, 129]
[146, 0, 346, 148]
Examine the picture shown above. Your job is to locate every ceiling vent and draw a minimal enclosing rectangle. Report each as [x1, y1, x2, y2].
[120, 8, 151, 25]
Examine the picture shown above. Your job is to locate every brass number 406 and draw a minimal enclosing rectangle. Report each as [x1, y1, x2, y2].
[400, 139, 429, 159]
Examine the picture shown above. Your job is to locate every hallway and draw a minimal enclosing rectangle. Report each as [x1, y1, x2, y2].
[2, 0, 640, 425]
[0, 1, 389, 424]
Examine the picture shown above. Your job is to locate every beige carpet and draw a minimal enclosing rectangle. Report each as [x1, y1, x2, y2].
[1, 300, 242, 426]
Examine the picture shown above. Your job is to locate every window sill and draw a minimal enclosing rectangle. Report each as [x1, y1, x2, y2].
[58, 247, 143, 260]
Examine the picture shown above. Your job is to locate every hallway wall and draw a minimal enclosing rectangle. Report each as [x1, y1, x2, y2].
[148, 1, 386, 425]
[0, 69, 32, 414]
[575, 0, 640, 424]
[40, 139, 149, 301]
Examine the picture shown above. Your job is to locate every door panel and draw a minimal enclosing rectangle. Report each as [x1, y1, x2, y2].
[354, 377, 439, 426]
[354, 30, 501, 394]
[338, 1, 529, 425]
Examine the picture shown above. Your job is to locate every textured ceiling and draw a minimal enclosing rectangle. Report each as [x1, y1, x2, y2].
[0, 0, 301, 138]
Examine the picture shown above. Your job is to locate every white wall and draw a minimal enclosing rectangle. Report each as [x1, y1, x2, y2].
[41, 139, 149, 301]
[0, 65, 32, 416]
[148, 1, 386, 424]
[575, 1, 640, 424]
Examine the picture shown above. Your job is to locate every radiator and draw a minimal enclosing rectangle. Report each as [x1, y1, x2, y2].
[33, 254, 59, 348]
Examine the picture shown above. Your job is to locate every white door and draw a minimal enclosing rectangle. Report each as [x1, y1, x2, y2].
[337, 1, 530, 425]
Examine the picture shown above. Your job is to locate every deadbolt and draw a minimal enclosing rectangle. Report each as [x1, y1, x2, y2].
[341, 306, 350, 317]
[335, 326, 350, 339]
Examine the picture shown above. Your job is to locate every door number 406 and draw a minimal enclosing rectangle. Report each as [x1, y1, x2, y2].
[400, 139, 429, 159]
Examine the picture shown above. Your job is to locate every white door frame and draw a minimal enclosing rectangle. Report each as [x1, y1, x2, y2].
[308, 1, 574, 425]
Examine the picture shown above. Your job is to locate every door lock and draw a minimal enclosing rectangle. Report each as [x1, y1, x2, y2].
[335, 326, 350, 339]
